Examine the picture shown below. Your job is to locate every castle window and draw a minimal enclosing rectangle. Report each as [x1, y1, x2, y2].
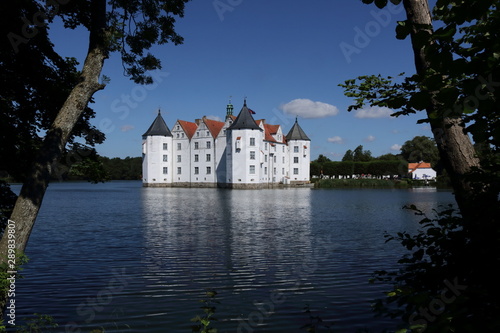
[197, 132, 199, 137]
[265, 143, 268, 150]
[250, 151, 255, 160]
[206, 141, 211, 149]
[206, 154, 211, 162]
[177, 155, 181, 162]
[249, 138, 255, 146]
[206, 166, 211, 174]
[282, 168, 285, 175]
[177, 143, 181, 150]
[163, 155, 168, 162]
[273, 155, 276, 163]
[194, 167, 199, 175]
[249, 165, 255, 174]
[293, 168, 299, 175]
[294, 157, 299, 163]
[282, 146, 285, 153]
[194, 142, 199, 149]
[177, 167, 182, 174]
[294, 146, 299, 153]
[163, 143, 168, 150]
[194, 154, 199, 162]
[274, 167, 276, 175]
[264, 155, 267, 162]
[206, 131, 210, 136]
[163, 167, 168, 174]
[176, 133, 179, 138]
[264, 167, 267, 175]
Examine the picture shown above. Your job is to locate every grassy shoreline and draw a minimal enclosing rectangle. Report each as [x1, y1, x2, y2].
[313, 178, 446, 188]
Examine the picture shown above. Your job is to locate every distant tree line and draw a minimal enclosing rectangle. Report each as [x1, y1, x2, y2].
[311, 136, 440, 178]
[1, 148, 142, 183]
[66, 155, 142, 182]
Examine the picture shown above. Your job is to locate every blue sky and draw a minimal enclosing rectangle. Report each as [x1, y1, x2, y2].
[50, 0, 433, 160]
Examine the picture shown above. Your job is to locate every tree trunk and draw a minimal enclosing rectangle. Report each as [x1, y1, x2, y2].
[0, 0, 108, 316]
[403, 0, 482, 217]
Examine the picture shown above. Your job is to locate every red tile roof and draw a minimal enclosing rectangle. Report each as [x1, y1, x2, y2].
[203, 117, 225, 138]
[408, 162, 432, 173]
[263, 124, 277, 142]
[177, 120, 198, 139]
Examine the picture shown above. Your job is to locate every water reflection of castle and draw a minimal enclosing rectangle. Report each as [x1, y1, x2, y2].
[142, 100, 311, 188]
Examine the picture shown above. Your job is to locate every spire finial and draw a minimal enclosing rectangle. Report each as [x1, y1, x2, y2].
[226, 96, 234, 117]
[244, 96, 247, 106]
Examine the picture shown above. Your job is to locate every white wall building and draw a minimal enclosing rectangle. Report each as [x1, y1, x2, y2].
[142, 101, 311, 188]
[408, 162, 437, 180]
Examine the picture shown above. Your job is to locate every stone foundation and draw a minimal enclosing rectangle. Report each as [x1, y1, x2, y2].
[143, 181, 312, 189]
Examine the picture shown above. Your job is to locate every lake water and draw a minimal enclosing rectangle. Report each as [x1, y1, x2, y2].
[7, 181, 455, 332]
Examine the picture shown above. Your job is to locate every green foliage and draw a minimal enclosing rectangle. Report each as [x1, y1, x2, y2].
[372, 205, 500, 332]
[62, 144, 109, 183]
[0, 1, 104, 184]
[400, 136, 439, 167]
[0, 181, 17, 234]
[191, 290, 219, 333]
[58, 0, 190, 84]
[311, 160, 406, 178]
[342, 0, 500, 202]
[15, 313, 59, 332]
[99, 157, 142, 180]
[353, 145, 372, 162]
[316, 154, 331, 163]
[342, 149, 354, 162]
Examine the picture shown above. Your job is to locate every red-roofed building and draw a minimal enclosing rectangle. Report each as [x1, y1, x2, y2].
[408, 162, 436, 180]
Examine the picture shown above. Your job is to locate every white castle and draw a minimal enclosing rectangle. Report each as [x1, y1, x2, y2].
[142, 100, 311, 188]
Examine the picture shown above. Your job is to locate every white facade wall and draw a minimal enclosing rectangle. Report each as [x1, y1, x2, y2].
[227, 128, 263, 186]
[191, 122, 217, 185]
[411, 168, 436, 180]
[142, 135, 173, 185]
[142, 111, 310, 188]
[215, 121, 230, 184]
[171, 122, 192, 184]
[288, 140, 310, 183]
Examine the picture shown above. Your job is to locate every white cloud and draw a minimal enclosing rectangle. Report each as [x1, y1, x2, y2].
[280, 99, 339, 119]
[121, 125, 134, 132]
[327, 136, 344, 144]
[206, 115, 223, 122]
[354, 106, 393, 119]
[364, 135, 376, 142]
[391, 144, 402, 151]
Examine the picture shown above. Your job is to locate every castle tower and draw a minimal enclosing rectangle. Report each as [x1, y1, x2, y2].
[225, 98, 234, 120]
[225, 100, 263, 188]
[142, 110, 173, 186]
[285, 118, 311, 184]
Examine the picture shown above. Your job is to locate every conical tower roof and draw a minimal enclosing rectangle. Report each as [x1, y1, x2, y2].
[142, 111, 172, 137]
[286, 118, 310, 141]
[227, 100, 262, 131]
